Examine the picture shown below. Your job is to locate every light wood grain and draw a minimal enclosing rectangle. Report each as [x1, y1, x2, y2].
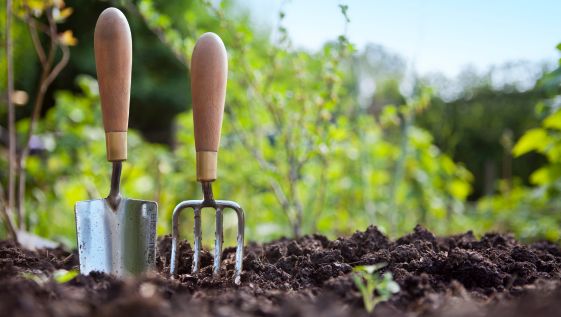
[94, 7, 132, 161]
[191, 32, 228, 153]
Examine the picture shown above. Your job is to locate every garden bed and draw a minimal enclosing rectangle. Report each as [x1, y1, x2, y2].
[1, 225, 560, 316]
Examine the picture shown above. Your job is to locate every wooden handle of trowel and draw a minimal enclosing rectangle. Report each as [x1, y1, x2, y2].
[94, 7, 132, 162]
[191, 32, 228, 182]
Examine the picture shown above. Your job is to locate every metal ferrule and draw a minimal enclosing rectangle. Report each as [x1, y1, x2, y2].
[106, 132, 127, 161]
[196, 151, 217, 181]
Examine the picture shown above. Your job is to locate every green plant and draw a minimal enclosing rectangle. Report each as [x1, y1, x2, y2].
[134, 0, 473, 239]
[416, 66, 546, 198]
[0, 1, 477, 244]
[20, 269, 78, 285]
[20, 75, 177, 244]
[468, 43, 561, 242]
[53, 269, 78, 283]
[352, 263, 400, 312]
[1, 0, 76, 240]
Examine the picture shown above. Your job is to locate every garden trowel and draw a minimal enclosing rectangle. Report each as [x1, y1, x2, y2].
[75, 8, 157, 277]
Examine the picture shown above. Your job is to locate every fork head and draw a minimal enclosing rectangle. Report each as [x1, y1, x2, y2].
[170, 182, 245, 284]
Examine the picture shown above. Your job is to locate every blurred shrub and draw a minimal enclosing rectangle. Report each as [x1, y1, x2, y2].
[18, 75, 180, 244]
[472, 47, 561, 241]
[1, 1, 473, 244]
[416, 66, 547, 199]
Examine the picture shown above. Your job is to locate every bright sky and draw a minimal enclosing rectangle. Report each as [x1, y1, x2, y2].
[239, 0, 561, 77]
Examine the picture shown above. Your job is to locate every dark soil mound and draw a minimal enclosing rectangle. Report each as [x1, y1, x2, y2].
[1, 225, 561, 316]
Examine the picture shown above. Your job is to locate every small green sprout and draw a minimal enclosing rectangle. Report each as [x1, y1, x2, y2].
[20, 269, 78, 285]
[53, 269, 79, 284]
[352, 263, 400, 313]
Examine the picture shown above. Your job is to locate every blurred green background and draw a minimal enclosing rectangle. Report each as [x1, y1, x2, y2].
[1, 0, 561, 247]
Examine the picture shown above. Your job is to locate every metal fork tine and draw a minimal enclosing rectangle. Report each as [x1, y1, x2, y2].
[217, 200, 245, 284]
[232, 204, 245, 284]
[170, 203, 181, 275]
[192, 207, 202, 274]
[213, 207, 224, 276]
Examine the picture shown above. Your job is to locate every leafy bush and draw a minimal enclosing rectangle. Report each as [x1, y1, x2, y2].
[471, 47, 561, 241]
[1, 1, 473, 244]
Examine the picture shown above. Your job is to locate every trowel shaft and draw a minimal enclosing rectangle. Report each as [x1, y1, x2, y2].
[107, 162, 122, 210]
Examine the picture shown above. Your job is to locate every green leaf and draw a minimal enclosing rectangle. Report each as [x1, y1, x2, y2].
[53, 269, 79, 284]
[354, 263, 386, 274]
[338, 4, 350, 22]
[447, 179, 471, 200]
[513, 128, 548, 157]
[376, 272, 400, 299]
[380, 105, 399, 126]
[544, 110, 561, 130]
[529, 165, 561, 185]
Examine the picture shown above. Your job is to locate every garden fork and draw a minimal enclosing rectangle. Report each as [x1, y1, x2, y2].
[170, 33, 245, 284]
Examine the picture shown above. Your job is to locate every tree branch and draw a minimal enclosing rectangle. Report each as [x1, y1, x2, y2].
[28, 19, 47, 65]
[0, 183, 17, 240]
[4, 0, 18, 240]
[44, 44, 70, 88]
[17, 7, 69, 229]
[124, 0, 188, 66]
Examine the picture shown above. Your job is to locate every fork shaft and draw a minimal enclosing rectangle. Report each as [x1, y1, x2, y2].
[201, 181, 214, 204]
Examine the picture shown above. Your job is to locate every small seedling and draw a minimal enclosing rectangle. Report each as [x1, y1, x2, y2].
[53, 269, 79, 284]
[352, 263, 400, 313]
[20, 269, 78, 285]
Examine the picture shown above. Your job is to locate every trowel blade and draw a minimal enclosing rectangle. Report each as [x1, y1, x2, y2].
[75, 198, 157, 276]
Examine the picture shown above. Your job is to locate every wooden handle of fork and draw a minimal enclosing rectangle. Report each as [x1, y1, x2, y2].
[94, 7, 132, 162]
[191, 32, 228, 181]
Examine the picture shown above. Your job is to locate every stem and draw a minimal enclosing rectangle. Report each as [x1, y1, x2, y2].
[388, 111, 414, 235]
[307, 156, 327, 232]
[4, 0, 17, 239]
[16, 67, 48, 228]
[124, 0, 188, 66]
[0, 184, 17, 240]
[17, 8, 70, 228]
[28, 19, 47, 65]
[286, 138, 303, 237]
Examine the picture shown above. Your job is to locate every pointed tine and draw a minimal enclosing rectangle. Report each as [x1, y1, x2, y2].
[192, 207, 202, 274]
[170, 210, 180, 275]
[170, 201, 189, 275]
[232, 205, 245, 285]
[213, 207, 224, 276]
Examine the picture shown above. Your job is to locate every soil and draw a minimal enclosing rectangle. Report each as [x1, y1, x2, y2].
[1, 225, 561, 316]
